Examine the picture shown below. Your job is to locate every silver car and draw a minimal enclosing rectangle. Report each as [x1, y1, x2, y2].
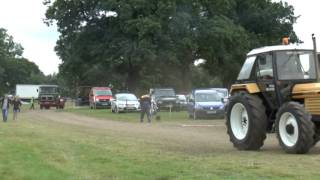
[111, 93, 140, 113]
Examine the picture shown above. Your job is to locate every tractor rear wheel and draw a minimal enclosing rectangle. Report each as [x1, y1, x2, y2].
[226, 92, 267, 150]
[275, 102, 314, 154]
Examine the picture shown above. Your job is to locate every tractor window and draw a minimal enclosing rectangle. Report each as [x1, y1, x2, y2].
[237, 56, 256, 80]
[276, 51, 316, 80]
[257, 54, 273, 80]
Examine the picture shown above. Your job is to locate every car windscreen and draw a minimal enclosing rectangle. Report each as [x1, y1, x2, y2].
[40, 87, 58, 94]
[276, 50, 316, 80]
[214, 89, 228, 97]
[95, 90, 112, 96]
[177, 95, 186, 101]
[117, 94, 137, 101]
[154, 89, 175, 97]
[195, 92, 222, 102]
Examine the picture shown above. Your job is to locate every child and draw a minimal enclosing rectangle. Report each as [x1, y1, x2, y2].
[12, 96, 22, 120]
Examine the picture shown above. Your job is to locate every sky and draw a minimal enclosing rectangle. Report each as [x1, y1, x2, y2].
[0, 0, 319, 75]
[277, 0, 320, 46]
[0, 0, 59, 75]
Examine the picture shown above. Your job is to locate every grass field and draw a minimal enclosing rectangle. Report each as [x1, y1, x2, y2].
[65, 106, 189, 123]
[0, 106, 320, 179]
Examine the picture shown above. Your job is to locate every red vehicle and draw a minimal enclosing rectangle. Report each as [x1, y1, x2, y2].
[89, 87, 113, 109]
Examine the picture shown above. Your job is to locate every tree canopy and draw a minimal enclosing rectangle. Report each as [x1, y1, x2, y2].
[44, 0, 298, 94]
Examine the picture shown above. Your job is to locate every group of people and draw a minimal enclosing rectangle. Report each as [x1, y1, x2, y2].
[0, 95, 22, 122]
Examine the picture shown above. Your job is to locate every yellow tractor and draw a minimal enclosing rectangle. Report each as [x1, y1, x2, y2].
[226, 35, 320, 154]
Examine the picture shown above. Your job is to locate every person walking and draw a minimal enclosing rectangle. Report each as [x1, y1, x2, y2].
[29, 97, 35, 110]
[139, 94, 152, 123]
[12, 96, 22, 120]
[1, 95, 10, 122]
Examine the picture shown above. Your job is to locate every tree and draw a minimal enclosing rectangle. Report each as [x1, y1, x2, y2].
[44, 0, 298, 92]
[196, 0, 298, 87]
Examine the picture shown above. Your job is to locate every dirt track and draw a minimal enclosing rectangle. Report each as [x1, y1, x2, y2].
[23, 110, 319, 154]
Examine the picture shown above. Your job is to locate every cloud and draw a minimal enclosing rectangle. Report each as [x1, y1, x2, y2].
[0, 0, 60, 75]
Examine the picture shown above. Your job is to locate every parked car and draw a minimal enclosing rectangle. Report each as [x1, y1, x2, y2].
[187, 89, 225, 120]
[111, 93, 140, 113]
[150, 88, 180, 111]
[89, 87, 113, 109]
[176, 94, 187, 110]
[75, 86, 91, 106]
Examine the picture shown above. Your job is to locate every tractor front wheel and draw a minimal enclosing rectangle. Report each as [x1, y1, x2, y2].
[276, 102, 314, 154]
[226, 92, 267, 150]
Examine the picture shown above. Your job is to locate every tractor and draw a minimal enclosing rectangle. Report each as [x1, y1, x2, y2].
[226, 35, 320, 154]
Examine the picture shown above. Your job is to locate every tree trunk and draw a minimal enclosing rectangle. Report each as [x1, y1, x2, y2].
[125, 57, 139, 92]
[181, 66, 191, 92]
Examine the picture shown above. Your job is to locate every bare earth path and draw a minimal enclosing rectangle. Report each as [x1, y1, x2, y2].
[22, 110, 319, 154]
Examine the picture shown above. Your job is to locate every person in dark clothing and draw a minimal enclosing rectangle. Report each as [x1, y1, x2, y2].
[139, 94, 151, 123]
[12, 96, 22, 120]
[1, 95, 10, 122]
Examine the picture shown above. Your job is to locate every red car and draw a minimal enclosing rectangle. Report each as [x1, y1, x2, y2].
[89, 87, 113, 109]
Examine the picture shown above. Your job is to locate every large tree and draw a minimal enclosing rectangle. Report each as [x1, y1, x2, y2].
[197, 0, 298, 87]
[45, 0, 298, 92]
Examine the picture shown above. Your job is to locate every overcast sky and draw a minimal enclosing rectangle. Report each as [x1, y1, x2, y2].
[0, 0, 319, 75]
[0, 0, 59, 75]
[277, 0, 320, 46]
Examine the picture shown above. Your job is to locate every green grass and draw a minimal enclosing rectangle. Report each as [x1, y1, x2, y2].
[65, 106, 190, 123]
[1, 113, 320, 179]
[1, 107, 320, 179]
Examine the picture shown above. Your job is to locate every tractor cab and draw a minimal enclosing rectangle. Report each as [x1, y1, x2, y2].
[227, 36, 320, 154]
[236, 45, 318, 111]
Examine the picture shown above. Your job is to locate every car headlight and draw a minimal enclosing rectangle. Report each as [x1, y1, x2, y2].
[219, 105, 224, 110]
[118, 104, 125, 107]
